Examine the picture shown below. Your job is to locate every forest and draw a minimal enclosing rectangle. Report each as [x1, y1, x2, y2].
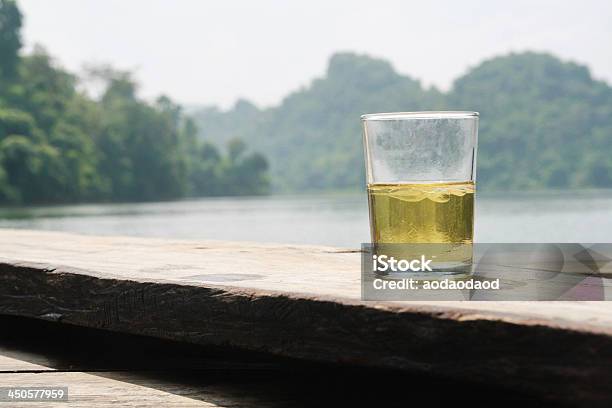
[3, 0, 612, 205]
[193, 53, 612, 192]
[0, 0, 270, 205]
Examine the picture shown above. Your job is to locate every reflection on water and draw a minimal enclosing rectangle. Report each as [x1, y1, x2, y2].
[0, 190, 611, 247]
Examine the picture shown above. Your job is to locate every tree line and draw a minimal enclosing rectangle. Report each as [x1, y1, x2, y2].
[193, 52, 612, 192]
[0, 0, 270, 205]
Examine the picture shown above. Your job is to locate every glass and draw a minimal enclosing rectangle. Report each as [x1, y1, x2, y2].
[362, 111, 479, 276]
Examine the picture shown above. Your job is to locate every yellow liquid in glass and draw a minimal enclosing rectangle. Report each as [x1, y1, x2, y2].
[367, 181, 474, 271]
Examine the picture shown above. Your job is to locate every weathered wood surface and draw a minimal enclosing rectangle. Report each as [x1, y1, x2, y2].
[0, 372, 222, 407]
[0, 315, 283, 407]
[0, 315, 541, 407]
[0, 354, 50, 372]
[0, 349, 220, 408]
[0, 229, 611, 405]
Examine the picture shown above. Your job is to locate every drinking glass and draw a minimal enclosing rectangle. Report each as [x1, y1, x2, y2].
[362, 111, 479, 275]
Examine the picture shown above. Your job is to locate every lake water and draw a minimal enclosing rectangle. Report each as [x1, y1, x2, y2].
[0, 190, 611, 247]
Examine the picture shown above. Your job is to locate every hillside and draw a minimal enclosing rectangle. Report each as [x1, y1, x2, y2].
[0, 0, 270, 204]
[192, 52, 612, 192]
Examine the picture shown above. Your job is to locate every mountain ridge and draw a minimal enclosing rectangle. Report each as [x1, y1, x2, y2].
[192, 51, 612, 191]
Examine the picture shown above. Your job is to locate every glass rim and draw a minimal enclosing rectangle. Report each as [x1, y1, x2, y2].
[361, 111, 479, 121]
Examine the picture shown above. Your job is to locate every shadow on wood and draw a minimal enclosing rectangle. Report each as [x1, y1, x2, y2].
[0, 315, 555, 407]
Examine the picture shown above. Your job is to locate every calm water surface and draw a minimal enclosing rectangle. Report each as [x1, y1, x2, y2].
[0, 190, 610, 247]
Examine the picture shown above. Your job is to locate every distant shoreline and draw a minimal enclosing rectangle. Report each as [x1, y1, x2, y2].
[0, 186, 611, 210]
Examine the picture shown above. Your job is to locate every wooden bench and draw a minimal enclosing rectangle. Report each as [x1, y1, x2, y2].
[1, 229, 611, 405]
[0, 315, 538, 407]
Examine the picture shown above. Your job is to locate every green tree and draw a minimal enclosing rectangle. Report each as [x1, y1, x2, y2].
[0, 0, 21, 80]
[0, 108, 37, 139]
[188, 142, 223, 196]
[449, 52, 612, 190]
[92, 70, 189, 200]
[218, 138, 269, 195]
[6, 47, 78, 133]
[0, 135, 67, 203]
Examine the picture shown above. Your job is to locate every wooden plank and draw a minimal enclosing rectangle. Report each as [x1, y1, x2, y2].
[0, 352, 544, 408]
[1, 229, 612, 329]
[1, 324, 548, 408]
[0, 229, 611, 405]
[0, 314, 310, 373]
[0, 342, 219, 407]
[0, 372, 220, 407]
[0, 337, 312, 408]
[0, 338, 550, 408]
[0, 354, 51, 372]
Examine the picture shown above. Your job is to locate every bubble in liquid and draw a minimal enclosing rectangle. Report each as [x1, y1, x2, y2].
[428, 193, 451, 203]
[388, 187, 426, 203]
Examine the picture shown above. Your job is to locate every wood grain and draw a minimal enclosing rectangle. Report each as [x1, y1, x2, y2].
[0, 354, 51, 372]
[0, 372, 220, 407]
[0, 229, 611, 405]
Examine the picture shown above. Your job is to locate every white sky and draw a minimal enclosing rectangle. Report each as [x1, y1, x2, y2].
[18, 0, 612, 109]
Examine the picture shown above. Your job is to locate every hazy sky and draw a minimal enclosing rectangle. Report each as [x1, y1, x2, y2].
[18, 0, 612, 109]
